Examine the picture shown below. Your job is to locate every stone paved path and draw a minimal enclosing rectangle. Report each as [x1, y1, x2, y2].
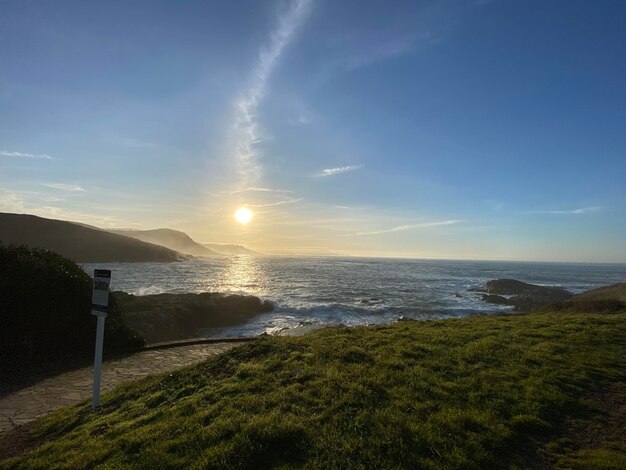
[0, 342, 240, 435]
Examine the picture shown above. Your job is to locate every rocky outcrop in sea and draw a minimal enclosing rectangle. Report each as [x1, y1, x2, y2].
[474, 279, 572, 312]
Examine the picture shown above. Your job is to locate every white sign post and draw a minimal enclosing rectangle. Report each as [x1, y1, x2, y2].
[91, 269, 111, 409]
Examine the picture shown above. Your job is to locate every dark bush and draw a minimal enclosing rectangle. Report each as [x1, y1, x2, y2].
[0, 244, 144, 359]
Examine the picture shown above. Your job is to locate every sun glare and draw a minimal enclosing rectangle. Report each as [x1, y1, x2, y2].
[235, 207, 253, 224]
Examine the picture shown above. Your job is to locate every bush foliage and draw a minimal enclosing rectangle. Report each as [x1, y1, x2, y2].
[0, 244, 144, 359]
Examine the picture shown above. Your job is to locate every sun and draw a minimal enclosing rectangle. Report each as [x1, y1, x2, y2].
[235, 207, 253, 224]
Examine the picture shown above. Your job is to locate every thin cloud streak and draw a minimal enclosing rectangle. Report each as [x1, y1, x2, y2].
[229, 187, 294, 194]
[44, 183, 87, 192]
[316, 164, 364, 177]
[250, 197, 304, 208]
[523, 206, 601, 215]
[230, 0, 312, 187]
[349, 219, 463, 236]
[1, 150, 53, 160]
[345, 34, 417, 71]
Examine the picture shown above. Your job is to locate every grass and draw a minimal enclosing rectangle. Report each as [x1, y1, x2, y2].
[574, 283, 626, 302]
[2, 309, 626, 469]
[540, 283, 626, 315]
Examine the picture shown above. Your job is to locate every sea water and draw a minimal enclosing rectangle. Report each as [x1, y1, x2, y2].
[83, 257, 626, 337]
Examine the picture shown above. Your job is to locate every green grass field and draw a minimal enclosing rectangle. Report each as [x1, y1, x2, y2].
[3, 305, 625, 469]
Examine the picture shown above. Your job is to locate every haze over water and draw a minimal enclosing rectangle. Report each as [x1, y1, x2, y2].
[84, 257, 626, 337]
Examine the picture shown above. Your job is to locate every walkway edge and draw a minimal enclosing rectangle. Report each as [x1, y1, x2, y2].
[130, 337, 253, 353]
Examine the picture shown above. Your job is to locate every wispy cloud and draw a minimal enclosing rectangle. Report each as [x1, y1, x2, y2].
[484, 199, 504, 211]
[1, 150, 53, 160]
[313, 2, 474, 87]
[349, 219, 463, 236]
[0, 189, 25, 212]
[344, 34, 417, 71]
[250, 197, 304, 208]
[0, 189, 124, 228]
[28, 206, 122, 228]
[289, 113, 312, 125]
[296, 114, 311, 124]
[44, 183, 87, 192]
[523, 206, 601, 215]
[316, 164, 364, 177]
[230, 0, 313, 187]
[229, 187, 294, 194]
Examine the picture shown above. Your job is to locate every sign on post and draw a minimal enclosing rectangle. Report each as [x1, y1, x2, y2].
[92, 270, 111, 311]
[91, 269, 111, 409]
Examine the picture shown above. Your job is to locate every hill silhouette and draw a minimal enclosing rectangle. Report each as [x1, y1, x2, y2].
[112, 228, 258, 256]
[111, 228, 218, 257]
[0, 213, 188, 263]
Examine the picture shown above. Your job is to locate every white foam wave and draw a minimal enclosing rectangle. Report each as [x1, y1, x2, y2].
[133, 285, 168, 296]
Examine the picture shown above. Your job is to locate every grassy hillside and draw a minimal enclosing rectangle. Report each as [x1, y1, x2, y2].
[536, 283, 626, 315]
[0, 213, 188, 263]
[111, 229, 218, 257]
[3, 309, 625, 468]
[574, 283, 626, 302]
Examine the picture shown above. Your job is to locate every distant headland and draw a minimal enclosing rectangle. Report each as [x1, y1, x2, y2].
[0, 212, 258, 263]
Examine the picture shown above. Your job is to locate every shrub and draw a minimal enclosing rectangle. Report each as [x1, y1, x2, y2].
[0, 244, 144, 360]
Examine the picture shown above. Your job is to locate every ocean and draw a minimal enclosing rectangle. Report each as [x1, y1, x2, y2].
[83, 257, 626, 337]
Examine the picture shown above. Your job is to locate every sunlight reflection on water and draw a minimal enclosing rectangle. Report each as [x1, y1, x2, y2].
[197, 255, 269, 296]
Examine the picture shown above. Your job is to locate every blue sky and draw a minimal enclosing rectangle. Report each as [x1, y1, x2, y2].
[1, 0, 624, 261]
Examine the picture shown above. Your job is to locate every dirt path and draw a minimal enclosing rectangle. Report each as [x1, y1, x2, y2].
[0, 342, 240, 436]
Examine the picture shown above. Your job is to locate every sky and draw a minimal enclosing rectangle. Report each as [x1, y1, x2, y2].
[1, 0, 625, 262]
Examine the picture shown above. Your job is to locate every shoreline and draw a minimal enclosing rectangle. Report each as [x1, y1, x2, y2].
[118, 279, 626, 340]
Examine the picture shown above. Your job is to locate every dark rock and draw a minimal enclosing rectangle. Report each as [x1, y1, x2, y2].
[481, 279, 572, 312]
[114, 291, 273, 343]
[509, 292, 572, 312]
[481, 294, 509, 305]
[485, 279, 570, 297]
